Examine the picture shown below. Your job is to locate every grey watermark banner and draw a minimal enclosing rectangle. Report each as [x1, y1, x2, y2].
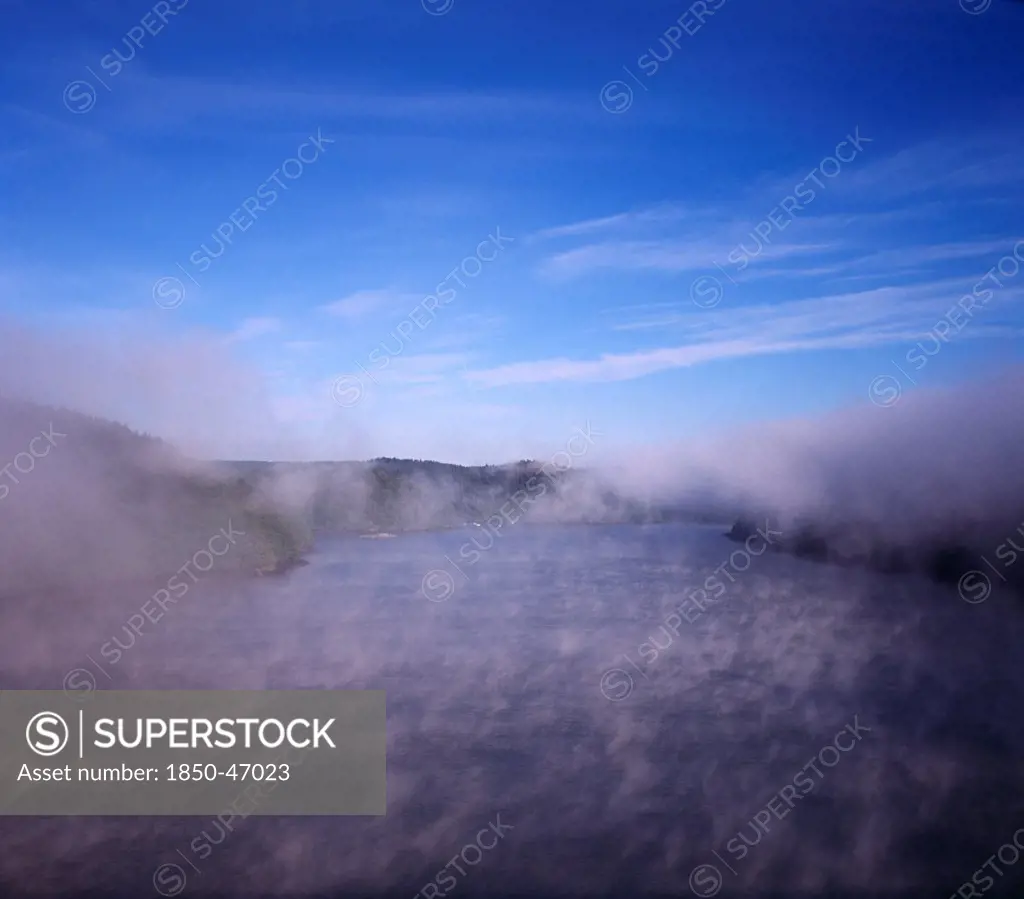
[0, 691, 385, 816]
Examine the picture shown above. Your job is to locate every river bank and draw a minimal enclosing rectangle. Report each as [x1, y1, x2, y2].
[726, 515, 1024, 598]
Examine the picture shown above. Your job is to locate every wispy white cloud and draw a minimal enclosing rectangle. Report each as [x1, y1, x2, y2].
[103, 74, 601, 132]
[224, 316, 281, 343]
[416, 313, 504, 353]
[465, 279, 1024, 387]
[830, 132, 1024, 200]
[837, 239, 1018, 272]
[533, 130, 1024, 283]
[372, 352, 474, 386]
[322, 288, 418, 319]
[528, 204, 689, 242]
[540, 237, 838, 280]
[610, 280, 960, 334]
[724, 239, 1022, 285]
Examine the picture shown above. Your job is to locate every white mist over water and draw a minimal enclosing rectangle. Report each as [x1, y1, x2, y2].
[0, 321, 1023, 897]
[2, 526, 1023, 897]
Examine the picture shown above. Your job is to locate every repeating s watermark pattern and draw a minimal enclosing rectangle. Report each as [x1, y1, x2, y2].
[689, 717, 872, 896]
[421, 0, 455, 15]
[331, 229, 514, 409]
[420, 424, 601, 603]
[410, 816, 514, 899]
[62, 0, 189, 114]
[152, 130, 334, 309]
[0, 423, 66, 502]
[599, 0, 728, 114]
[955, 519, 1024, 605]
[868, 240, 1024, 408]
[689, 128, 873, 309]
[153, 743, 315, 896]
[62, 522, 247, 700]
[960, 0, 992, 15]
[599, 520, 782, 701]
[948, 828, 1024, 898]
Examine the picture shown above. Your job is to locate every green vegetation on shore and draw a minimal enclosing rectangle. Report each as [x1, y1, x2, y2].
[0, 397, 312, 588]
[726, 515, 1024, 596]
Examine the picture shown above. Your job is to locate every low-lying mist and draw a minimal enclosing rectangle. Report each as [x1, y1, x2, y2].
[605, 367, 1024, 582]
[1, 320, 1022, 598]
[1, 323, 1023, 898]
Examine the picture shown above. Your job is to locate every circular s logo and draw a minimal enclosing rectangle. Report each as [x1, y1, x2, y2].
[153, 863, 187, 897]
[152, 276, 185, 309]
[958, 570, 992, 604]
[63, 667, 97, 699]
[421, 569, 456, 602]
[690, 275, 724, 309]
[25, 711, 70, 757]
[63, 80, 97, 114]
[689, 863, 723, 896]
[960, 0, 991, 14]
[599, 80, 634, 114]
[600, 668, 634, 701]
[868, 374, 902, 408]
[331, 374, 364, 408]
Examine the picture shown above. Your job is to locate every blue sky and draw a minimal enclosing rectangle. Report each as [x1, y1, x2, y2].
[1, 0, 1023, 462]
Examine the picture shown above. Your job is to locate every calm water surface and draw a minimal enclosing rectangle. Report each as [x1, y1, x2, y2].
[3, 522, 1024, 897]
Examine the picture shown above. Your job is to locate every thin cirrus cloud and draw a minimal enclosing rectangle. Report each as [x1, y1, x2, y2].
[724, 238, 1024, 286]
[321, 288, 419, 319]
[610, 280, 1005, 335]
[526, 204, 691, 243]
[531, 200, 842, 281]
[467, 133, 1024, 392]
[534, 216, 1011, 285]
[538, 237, 840, 280]
[831, 239, 1020, 273]
[98, 74, 597, 131]
[828, 133, 1024, 199]
[223, 316, 282, 343]
[464, 279, 1024, 388]
[369, 352, 475, 386]
[531, 131, 1024, 283]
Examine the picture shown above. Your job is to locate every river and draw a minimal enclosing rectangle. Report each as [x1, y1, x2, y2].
[2, 522, 1024, 897]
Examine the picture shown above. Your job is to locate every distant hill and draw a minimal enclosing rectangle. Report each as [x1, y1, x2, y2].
[0, 396, 730, 597]
[0, 396, 311, 596]
[726, 512, 1024, 597]
[217, 458, 720, 535]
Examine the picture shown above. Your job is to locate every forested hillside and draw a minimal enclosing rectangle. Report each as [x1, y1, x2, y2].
[0, 396, 311, 595]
